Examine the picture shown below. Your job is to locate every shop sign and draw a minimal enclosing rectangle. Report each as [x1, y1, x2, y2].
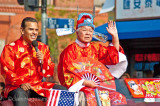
[116, 0, 160, 20]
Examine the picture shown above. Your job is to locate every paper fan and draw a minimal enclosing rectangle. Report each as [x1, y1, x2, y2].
[67, 57, 114, 85]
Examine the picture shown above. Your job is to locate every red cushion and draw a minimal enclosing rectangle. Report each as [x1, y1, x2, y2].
[0, 98, 46, 106]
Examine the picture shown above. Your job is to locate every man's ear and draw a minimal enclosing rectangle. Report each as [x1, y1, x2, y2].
[20, 27, 24, 35]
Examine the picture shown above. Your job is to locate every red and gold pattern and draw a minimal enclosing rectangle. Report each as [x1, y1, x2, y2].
[58, 42, 119, 88]
[0, 37, 55, 98]
[125, 78, 160, 98]
[98, 90, 110, 106]
[67, 57, 115, 85]
[58, 42, 127, 105]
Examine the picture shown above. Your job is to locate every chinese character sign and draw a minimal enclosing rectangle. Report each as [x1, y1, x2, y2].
[145, 0, 152, 8]
[123, 0, 131, 9]
[134, 0, 141, 9]
[116, 0, 160, 20]
[157, 0, 160, 6]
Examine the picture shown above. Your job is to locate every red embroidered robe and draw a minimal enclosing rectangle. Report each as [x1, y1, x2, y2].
[0, 37, 55, 98]
[58, 42, 126, 105]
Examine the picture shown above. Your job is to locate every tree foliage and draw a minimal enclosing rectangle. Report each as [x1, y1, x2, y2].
[35, 6, 77, 66]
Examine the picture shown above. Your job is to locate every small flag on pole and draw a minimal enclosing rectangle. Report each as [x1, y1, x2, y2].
[47, 90, 75, 106]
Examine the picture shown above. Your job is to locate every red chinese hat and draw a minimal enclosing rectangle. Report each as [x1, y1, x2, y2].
[76, 13, 95, 30]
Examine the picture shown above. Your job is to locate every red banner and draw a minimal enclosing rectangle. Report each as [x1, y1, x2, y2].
[125, 78, 160, 98]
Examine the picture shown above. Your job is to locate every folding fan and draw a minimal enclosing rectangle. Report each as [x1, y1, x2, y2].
[67, 57, 114, 85]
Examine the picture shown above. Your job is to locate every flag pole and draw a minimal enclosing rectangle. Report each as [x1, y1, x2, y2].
[94, 88, 102, 106]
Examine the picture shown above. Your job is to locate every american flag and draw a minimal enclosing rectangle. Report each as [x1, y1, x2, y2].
[47, 89, 75, 106]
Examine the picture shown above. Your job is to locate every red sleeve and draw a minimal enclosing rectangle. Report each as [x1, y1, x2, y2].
[58, 46, 82, 88]
[98, 44, 119, 65]
[0, 46, 24, 86]
[119, 45, 125, 54]
[42, 46, 55, 77]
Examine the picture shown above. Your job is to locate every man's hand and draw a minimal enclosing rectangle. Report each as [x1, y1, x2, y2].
[83, 80, 98, 88]
[36, 51, 44, 64]
[20, 83, 32, 91]
[106, 20, 118, 37]
[106, 20, 119, 51]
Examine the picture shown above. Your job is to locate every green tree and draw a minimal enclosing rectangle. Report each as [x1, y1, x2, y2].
[35, 6, 77, 68]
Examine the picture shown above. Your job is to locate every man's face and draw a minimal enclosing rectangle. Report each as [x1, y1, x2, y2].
[21, 22, 38, 44]
[77, 26, 94, 43]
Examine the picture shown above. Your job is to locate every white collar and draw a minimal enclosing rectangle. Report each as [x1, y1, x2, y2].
[75, 39, 90, 48]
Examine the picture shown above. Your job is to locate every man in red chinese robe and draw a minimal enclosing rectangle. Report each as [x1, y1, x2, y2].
[0, 17, 67, 106]
[58, 13, 128, 105]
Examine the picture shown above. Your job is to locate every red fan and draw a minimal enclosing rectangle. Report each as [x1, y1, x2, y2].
[67, 57, 114, 85]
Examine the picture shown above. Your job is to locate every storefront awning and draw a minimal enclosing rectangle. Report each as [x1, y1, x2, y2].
[94, 19, 160, 40]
